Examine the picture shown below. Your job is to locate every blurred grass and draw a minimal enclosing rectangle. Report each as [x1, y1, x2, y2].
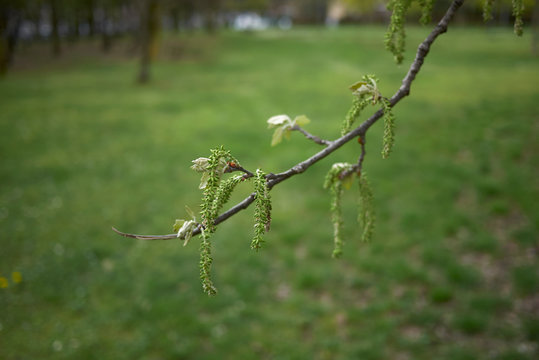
[0, 25, 538, 359]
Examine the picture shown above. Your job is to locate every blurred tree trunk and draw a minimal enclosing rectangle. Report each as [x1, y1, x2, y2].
[532, 1, 538, 55]
[50, 0, 61, 56]
[138, 0, 160, 84]
[86, 0, 96, 36]
[170, 4, 180, 32]
[201, 0, 220, 33]
[69, 11, 80, 43]
[101, 7, 112, 53]
[0, 5, 21, 76]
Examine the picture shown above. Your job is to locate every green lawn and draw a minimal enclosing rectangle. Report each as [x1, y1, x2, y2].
[1, 26, 538, 359]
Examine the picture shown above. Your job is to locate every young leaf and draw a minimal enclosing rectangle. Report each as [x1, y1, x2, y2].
[294, 115, 310, 126]
[342, 173, 355, 190]
[349, 81, 368, 92]
[199, 172, 210, 189]
[191, 157, 210, 172]
[267, 114, 292, 128]
[173, 219, 186, 233]
[185, 205, 196, 220]
[271, 126, 285, 146]
[284, 128, 291, 140]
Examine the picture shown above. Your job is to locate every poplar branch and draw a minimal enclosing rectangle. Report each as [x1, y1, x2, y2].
[113, 0, 465, 241]
[291, 125, 332, 146]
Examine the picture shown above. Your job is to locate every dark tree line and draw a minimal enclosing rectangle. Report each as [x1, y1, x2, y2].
[1, 0, 536, 80]
[0, 0, 295, 80]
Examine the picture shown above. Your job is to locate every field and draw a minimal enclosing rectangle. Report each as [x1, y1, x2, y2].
[1, 26, 538, 359]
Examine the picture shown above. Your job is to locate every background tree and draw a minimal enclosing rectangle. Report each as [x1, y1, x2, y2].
[199, 0, 222, 33]
[0, 0, 24, 76]
[48, 0, 62, 56]
[137, 0, 160, 84]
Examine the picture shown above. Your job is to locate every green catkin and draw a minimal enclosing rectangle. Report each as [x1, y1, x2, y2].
[381, 98, 396, 159]
[324, 163, 354, 258]
[418, 0, 434, 25]
[385, 0, 411, 64]
[212, 175, 243, 217]
[252, 169, 272, 251]
[342, 97, 369, 135]
[200, 147, 230, 232]
[342, 74, 380, 135]
[200, 232, 217, 295]
[358, 173, 375, 243]
[198, 146, 235, 295]
[483, 0, 495, 21]
[512, 0, 524, 36]
[330, 181, 344, 258]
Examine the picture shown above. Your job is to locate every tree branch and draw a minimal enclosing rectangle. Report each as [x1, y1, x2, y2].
[291, 125, 332, 146]
[113, 0, 465, 241]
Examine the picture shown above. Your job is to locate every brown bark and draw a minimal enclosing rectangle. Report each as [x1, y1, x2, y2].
[137, 0, 160, 84]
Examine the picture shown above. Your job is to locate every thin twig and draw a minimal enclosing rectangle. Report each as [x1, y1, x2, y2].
[357, 135, 367, 172]
[291, 125, 332, 146]
[113, 0, 465, 241]
[224, 163, 254, 179]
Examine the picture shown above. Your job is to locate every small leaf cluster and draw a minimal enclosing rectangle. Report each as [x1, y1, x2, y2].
[252, 169, 272, 250]
[343, 75, 396, 159]
[342, 75, 381, 135]
[267, 114, 310, 146]
[173, 206, 198, 246]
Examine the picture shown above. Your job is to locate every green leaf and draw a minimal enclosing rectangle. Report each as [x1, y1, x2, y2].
[185, 205, 196, 220]
[173, 219, 185, 233]
[182, 225, 193, 246]
[342, 173, 355, 190]
[294, 115, 310, 126]
[267, 114, 292, 128]
[349, 81, 368, 92]
[284, 128, 291, 140]
[271, 126, 285, 146]
[199, 172, 210, 189]
[191, 157, 210, 172]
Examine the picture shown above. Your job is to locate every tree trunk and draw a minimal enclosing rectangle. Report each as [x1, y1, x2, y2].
[86, 0, 95, 37]
[532, 1, 539, 55]
[68, 8, 80, 43]
[137, 0, 160, 84]
[0, 8, 9, 76]
[50, 0, 61, 56]
[202, 0, 219, 34]
[0, 6, 22, 76]
[170, 6, 180, 32]
[101, 8, 112, 53]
